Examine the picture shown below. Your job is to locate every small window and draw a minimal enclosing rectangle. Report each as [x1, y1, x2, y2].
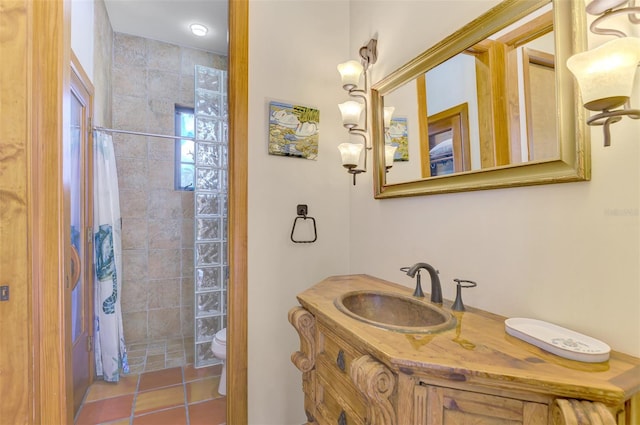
[175, 106, 195, 191]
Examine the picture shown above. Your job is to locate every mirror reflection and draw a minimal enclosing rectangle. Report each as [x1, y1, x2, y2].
[372, 0, 589, 198]
[385, 4, 555, 185]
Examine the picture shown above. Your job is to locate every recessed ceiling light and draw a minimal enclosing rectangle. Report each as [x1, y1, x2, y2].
[190, 23, 208, 37]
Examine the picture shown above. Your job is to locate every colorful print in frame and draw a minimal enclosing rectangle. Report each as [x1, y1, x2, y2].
[386, 116, 409, 161]
[269, 101, 319, 160]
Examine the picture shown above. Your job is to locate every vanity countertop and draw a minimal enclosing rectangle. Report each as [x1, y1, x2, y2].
[296, 274, 640, 406]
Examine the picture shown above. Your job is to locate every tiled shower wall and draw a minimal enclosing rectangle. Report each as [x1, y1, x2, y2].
[112, 33, 227, 345]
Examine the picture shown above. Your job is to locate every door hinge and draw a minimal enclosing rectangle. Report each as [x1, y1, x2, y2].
[87, 227, 93, 244]
[88, 117, 93, 134]
[87, 335, 93, 352]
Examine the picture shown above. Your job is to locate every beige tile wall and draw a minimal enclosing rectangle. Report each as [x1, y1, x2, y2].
[112, 32, 227, 344]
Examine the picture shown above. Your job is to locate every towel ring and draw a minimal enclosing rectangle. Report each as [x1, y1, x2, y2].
[290, 204, 317, 244]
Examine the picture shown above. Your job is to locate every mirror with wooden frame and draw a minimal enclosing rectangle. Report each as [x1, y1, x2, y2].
[371, 0, 590, 198]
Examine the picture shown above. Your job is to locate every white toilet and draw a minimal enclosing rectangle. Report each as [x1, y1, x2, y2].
[211, 327, 227, 395]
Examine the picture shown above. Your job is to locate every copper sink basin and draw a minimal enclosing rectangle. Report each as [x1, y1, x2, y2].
[334, 290, 456, 334]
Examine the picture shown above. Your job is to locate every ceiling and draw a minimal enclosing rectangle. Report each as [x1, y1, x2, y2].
[103, 0, 229, 55]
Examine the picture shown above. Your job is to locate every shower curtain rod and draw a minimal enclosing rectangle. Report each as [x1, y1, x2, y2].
[94, 126, 195, 141]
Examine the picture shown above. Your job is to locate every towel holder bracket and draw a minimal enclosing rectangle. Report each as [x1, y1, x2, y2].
[291, 204, 317, 244]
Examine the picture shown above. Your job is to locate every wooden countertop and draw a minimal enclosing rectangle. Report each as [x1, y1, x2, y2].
[296, 274, 640, 406]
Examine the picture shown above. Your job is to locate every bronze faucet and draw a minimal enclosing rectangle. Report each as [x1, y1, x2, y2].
[405, 262, 443, 304]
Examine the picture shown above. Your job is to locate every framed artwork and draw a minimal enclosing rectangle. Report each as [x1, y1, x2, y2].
[268, 101, 319, 160]
[386, 116, 409, 161]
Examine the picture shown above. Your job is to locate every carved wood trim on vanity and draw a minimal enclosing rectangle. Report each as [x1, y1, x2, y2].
[289, 275, 640, 425]
[289, 307, 317, 423]
[552, 399, 616, 425]
[350, 355, 397, 425]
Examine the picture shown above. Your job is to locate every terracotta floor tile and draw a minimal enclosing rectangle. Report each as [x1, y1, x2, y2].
[183, 363, 222, 382]
[188, 398, 226, 425]
[132, 406, 187, 425]
[85, 374, 140, 402]
[100, 419, 130, 425]
[186, 376, 220, 403]
[78, 360, 226, 425]
[138, 366, 183, 391]
[134, 384, 185, 415]
[75, 394, 134, 425]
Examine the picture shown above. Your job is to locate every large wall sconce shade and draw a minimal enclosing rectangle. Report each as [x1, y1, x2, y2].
[338, 143, 364, 168]
[383, 106, 395, 128]
[385, 145, 398, 170]
[337, 60, 364, 90]
[336, 38, 378, 185]
[567, 38, 640, 111]
[566, 0, 640, 146]
[338, 101, 364, 128]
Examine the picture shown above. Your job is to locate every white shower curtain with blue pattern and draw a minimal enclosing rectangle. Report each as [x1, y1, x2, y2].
[94, 130, 129, 382]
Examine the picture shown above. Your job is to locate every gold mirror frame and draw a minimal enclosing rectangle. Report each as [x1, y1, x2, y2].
[372, 0, 590, 198]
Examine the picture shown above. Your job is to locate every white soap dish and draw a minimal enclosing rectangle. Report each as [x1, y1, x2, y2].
[505, 318, 610, 363]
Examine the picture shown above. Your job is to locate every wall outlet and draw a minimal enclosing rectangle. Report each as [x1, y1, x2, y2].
[0, 285, 9, 301]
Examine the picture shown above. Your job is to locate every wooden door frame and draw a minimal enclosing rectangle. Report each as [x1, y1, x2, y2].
[29, 0, 73, 423]
[227, 0, 249, 423]
[426, 103, 471, 175]
[27, 0, 249, 423]
[70, 50, 96, 414]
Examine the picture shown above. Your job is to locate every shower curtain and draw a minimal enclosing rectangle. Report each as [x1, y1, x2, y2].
[93, 130, 129, 382]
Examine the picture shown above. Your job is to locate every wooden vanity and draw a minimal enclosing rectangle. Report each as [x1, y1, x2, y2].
[289, 275, 640, 425]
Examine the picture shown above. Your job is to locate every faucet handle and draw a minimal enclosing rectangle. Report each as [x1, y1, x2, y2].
[451, 279, 477, 311]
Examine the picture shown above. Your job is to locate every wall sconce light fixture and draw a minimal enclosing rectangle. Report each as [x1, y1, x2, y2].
[383, 106, 395, 128]
[566, 0, 640, 146]
[337, 38, 378, 185]
[385, 145, 398, 170]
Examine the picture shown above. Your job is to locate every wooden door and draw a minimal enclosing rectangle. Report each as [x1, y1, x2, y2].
[1, 0, 71, 422]
[69, 55, 95, 414]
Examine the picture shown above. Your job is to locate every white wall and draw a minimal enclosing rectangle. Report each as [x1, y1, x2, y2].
[349, 0, 639, 358]
[248, 1, 351, 423]
[71, 0, 94, 79]
[426, 54, 481, 169]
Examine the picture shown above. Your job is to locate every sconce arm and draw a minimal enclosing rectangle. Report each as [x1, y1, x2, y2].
[347, 129, 370, 149]
[587, 103, 640, 147]
[345, 72, 369, 130]
[347, 89, 367, 101]
[590, 6, 640, 37]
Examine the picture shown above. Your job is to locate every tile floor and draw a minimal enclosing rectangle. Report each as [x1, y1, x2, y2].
[75, 364, 225, 425]
[126, 337, 197, 374]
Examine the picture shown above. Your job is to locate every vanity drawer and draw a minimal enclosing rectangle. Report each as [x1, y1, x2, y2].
[317, 323, 364, 379]
[316, 370, 365, 425]
[316, 324, 367, 423]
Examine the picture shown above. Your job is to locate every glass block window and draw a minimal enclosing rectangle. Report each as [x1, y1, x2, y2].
[175, 106, 195, 191]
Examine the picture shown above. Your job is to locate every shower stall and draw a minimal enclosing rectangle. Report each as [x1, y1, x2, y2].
[108, 33, 228, 372]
